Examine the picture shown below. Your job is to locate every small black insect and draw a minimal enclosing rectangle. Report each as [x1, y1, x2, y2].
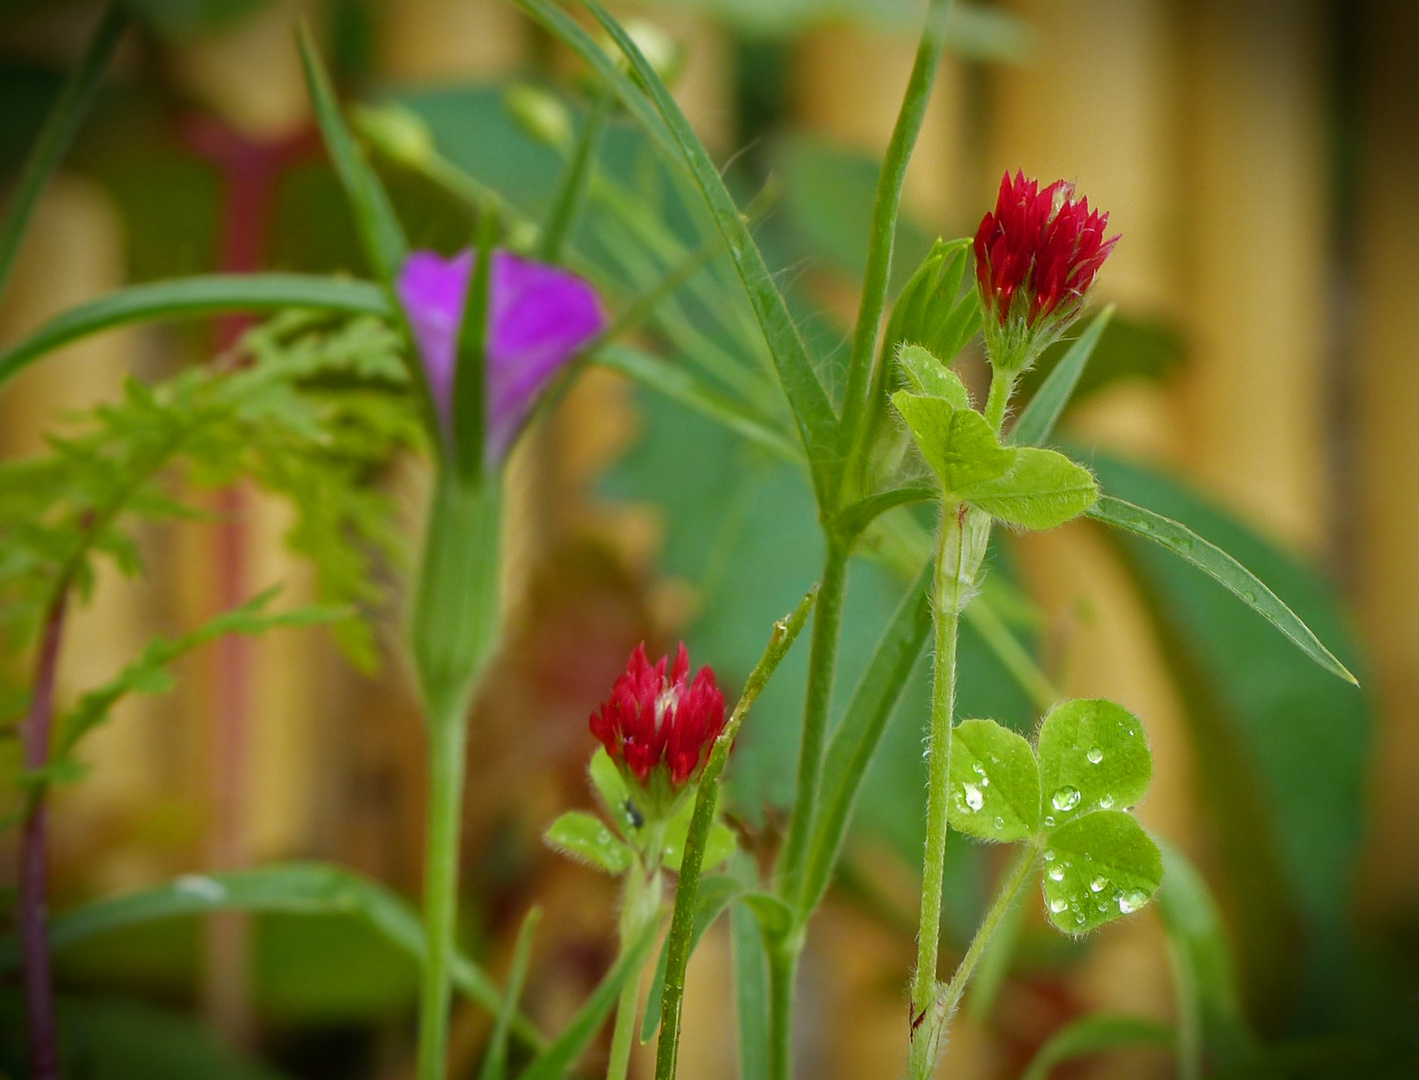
[624, 798, 645, 830]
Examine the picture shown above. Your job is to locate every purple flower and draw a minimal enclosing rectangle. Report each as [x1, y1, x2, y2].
[396, 249, 607, 463]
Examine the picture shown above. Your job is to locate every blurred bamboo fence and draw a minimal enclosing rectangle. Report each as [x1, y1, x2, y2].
[1, 1, 1416, 1078]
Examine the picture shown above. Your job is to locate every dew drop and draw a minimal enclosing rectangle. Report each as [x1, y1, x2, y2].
[1047, 864, 1064, 882]
[1099, 794, 1115, 809]
[1089, 876, 1109, 893]
[993, 816, 1005, 831]
[1049, 897, 1068, 914]
[1043, 814, 1056, 828]
[1118, 889, 1150, 914]
[963, 783, 984, 811]
[1051, 785, 1082, 812]
[1074, 913, 1086, 925]
[1086, 746, 1104, 764]
[1042, 848, 1056, 862]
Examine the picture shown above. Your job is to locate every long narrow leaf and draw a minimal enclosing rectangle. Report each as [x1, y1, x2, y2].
[0, 275, 389, 389]
[1010, 305, 1114, 447]
[731, 901, 772, 1080]
[296, 24, 406, 282]
[0, 862, 546, 1052]
[1020, 1015, 1173, 1080]
[799, 559, 932, 914]
[1086, 494, 1358, 685]
[1158, 843, 1257, 1078]
[0, 5, 126, 300]
[596, 345, 802, 466]
[577, 1, 843, 504]
[478, 907, 543, 1080]
[517, 918, 660, 1080]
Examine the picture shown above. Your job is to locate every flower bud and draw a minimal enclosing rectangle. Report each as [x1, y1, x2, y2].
[600, 18, 686, 87]
[973, 171, 1119, 372]
[589, 643, 726, 818]
[505, 84, 574, 150]
[352, 103, 436, 171]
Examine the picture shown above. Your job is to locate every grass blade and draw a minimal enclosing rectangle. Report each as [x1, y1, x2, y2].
[1087, 494, 1358, 685]
[1010, 305, 1114, 447]
[0, 5, 127, 301]
[1020, 1014, 1173, 1080]
[799, 560, 932, 915]
[296, 23, 407, 283]
[518, 918, 659, 1080]
[0, 275, 389, 390]
[0, 862, 546, 1052]
[574, 0, 842, 504]
[478, 907, 543, 1080]
[731, 901, 772, 1080]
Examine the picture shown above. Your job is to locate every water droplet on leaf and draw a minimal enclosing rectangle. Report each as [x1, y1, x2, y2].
[1086, 746, 1104, 764]
[1051, 785, 1082, 812]
[1049, 897, 1068, 914]
[1118, 889, 1150, 914]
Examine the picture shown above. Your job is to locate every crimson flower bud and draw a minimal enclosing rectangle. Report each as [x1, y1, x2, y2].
[590, 643, 726, 817]
[973, 171, 1119, 372]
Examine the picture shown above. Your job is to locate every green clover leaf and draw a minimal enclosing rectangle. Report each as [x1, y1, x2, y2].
[891, 391, 1014, 492]
[1041, 810, 1163, 934]
[544, 811, 634, 875]
[896, 344, 971, 409]
[1037, 699, 1153, 829]
[947, 718, 1041, 841]
[961, 448, 1098, 531]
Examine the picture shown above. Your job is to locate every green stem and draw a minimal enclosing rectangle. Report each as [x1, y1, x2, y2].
[0, 4, 126, 302]
[417, 704, 473, 1080]
[837, 0, 955, 484]
[606, 861, 662, 1080]
[767, 938, 798, 1080]
[910, 847, 1039, 1078]
[540, 88, 613, 264]
[776, 541, 850, 907]
[605, 958, 643, 1080]
[654, 591, 816, 1080]
[983, 369, 1017, 435]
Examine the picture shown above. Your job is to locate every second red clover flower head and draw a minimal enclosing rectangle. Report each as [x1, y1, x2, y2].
[973, 171, 1119, 371]
[590, 643, 726, 816]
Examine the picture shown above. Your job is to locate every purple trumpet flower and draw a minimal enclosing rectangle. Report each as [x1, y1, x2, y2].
[396, 249, 607, 463]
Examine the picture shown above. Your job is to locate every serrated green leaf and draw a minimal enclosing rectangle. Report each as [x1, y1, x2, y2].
[543, 811, 633, 875]
[947, 717, 1040, 841]
[891, 391, 1013, 492]
[1009, 305, 1114, 447]
[896, 344, 970, 408]
[1041, 810, 1163, 934]
[1020, 1014, 1173, 1080]
[961, 447, 1098, 530]
[640, 874, 742, 1043]
[1086, 493, 1357, 685]
[1036, 699, 1152, 828]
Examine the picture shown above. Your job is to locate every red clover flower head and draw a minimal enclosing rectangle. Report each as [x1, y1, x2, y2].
[590, 643, 726, 814]
[973, 171, 1119, 371]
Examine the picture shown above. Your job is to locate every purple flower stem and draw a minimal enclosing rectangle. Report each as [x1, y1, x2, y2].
[19, 589, 70, 1080]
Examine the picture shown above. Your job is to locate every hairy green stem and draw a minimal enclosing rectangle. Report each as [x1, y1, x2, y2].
[417, 704, 473, 1080]
[983, 369, 1018, 435]
[837, 0, 957, 481]
[540, 88, 612, 264]
[776, 542, 850, 908]
[767, 938, 799, 1080]
[910, 847, 1039, 1078]
[606, 860, 662, 1080]
[654, 591, 815, 1080]
[0, 5, 126, 302]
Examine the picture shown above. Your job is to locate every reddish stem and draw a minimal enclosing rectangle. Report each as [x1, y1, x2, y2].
[19, 591, 70, 1080]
